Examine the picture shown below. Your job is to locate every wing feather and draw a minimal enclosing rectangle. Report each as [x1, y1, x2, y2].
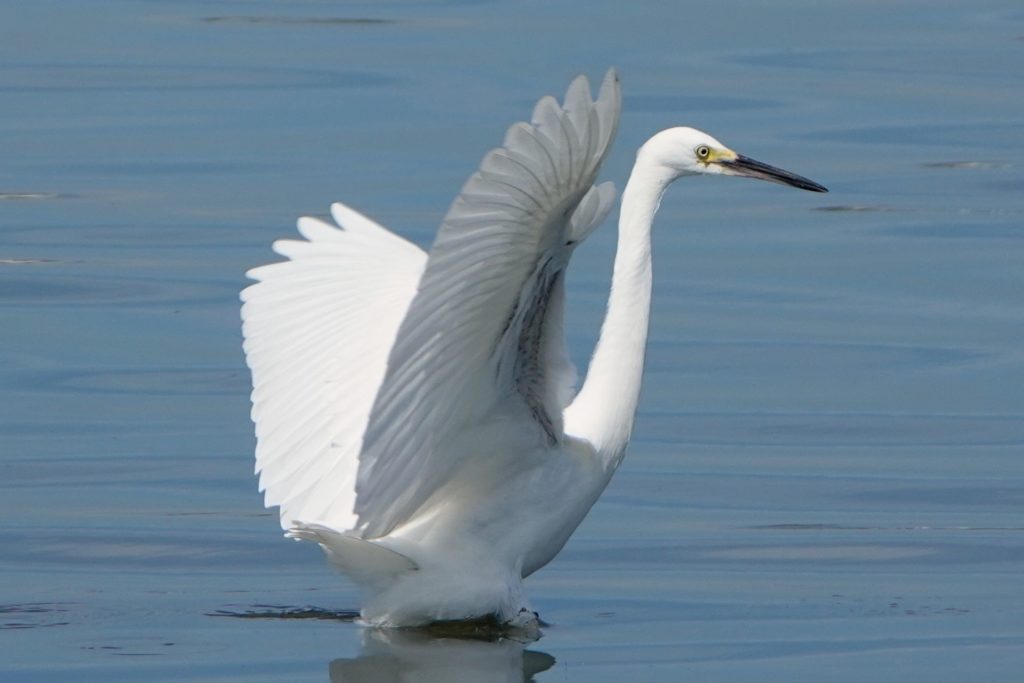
[354, 70, 621, 537]
[241, 202, 426, 531]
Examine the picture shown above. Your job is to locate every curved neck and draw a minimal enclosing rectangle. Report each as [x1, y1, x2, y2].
[566, 157, 676, 467]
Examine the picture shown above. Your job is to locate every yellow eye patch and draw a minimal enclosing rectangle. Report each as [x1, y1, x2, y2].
[696, 146, 737, 165]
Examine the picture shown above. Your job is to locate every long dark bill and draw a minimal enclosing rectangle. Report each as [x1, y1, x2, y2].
[722, 154, 828, 193]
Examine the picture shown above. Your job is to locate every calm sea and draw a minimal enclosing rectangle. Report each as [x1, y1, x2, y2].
[2, 1, 1022, 681]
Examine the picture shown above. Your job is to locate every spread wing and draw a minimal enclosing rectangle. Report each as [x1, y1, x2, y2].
[354, 70, 622, 537]
[241, 203, 426, 531]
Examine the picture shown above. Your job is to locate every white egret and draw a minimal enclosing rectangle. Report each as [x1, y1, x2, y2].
[240, 69, 827, 628]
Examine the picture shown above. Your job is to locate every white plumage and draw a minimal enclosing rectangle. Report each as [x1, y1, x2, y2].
[241, 69, 826, 627]
[243, 204, 425, 533]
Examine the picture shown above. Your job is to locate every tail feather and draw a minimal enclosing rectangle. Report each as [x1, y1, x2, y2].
[287, 522, 417, 590]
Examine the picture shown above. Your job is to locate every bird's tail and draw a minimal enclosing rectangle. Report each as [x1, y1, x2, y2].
[287, 522, 417, 590]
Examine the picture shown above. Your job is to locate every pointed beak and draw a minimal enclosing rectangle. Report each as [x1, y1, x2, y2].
[719, 154, 828, 193]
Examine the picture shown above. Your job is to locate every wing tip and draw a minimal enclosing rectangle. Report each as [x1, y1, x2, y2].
[566, 67, 618, 104]
[597, 67, 622, 115]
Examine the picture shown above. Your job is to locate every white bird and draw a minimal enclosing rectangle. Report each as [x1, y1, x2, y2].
[240, 69, 826, 629]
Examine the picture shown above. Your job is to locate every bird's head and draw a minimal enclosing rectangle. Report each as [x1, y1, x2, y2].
[639, 126, 828, 193]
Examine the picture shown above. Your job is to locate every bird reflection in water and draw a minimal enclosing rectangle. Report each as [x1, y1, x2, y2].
[329, 628, 555, 683]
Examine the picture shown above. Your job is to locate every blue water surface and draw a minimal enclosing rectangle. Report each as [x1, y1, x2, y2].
[1, 1, 1022, 681]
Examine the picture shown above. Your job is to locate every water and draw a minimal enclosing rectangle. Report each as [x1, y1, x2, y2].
[2, 0, 1022, 680]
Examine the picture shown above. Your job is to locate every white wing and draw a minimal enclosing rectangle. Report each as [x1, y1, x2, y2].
[241, 203, 426, 531]
[354, 70, 622, 537]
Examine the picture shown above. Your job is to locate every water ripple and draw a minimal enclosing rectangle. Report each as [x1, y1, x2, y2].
[0, 63, 399, 93]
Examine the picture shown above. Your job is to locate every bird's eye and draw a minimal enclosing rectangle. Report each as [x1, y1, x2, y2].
[695, 145, 711, 160]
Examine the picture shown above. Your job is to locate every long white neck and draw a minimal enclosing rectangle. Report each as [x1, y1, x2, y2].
[566, 154, 677, 468]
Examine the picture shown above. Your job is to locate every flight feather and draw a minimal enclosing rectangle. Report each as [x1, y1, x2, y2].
[354, 70, 621, 537]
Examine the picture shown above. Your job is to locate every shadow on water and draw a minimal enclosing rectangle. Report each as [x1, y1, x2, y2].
[329, 629, 554, 683]
[208, 604, 360, 622]
[210, 604, 543, 642]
